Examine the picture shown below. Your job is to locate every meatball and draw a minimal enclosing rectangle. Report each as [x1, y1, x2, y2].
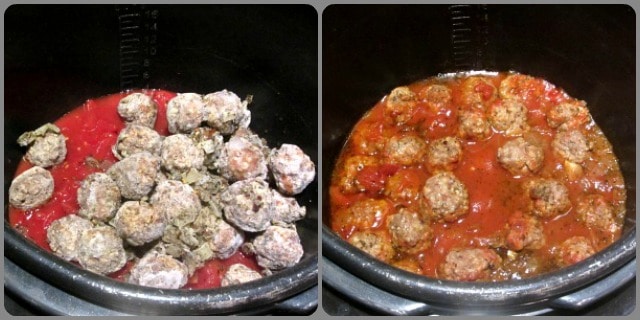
[458, 110, 492, 140]
[221, 263, 263, 287]
[547, 100, 590, 131]
[555, 236, 595, 267]
[17, 123, 67, 168]
[129, 251, 189, 289]
[161, 134, 205, 174]
[459, 76, 498, 109]
[46, 214, 93, 261]
[384, 86, 416, 124]
[552, 130, 591, 164]
[387, 208, 431, 253]
[268, 144, 316, 195]
[348, 231, 394, 261]
[220, 178, 274, 232]
[107, 151, 160, 200]
[76, 226, 127, 275]
[576, 194, 619, 233]
[498, 73, 545, 101]
[418, 84, 452, 111]
[150, 180, 202, 227]
[215, 131, 268, 181]
[113, 201, 166, 246]
[524, 178, 571, 218]
[384, 134, 428, 166]
[427, 136, 463, 170]
[253, 225, 304, 270]
[422, 172, 469, 222]
[506, 211, 545, 251]
[77, 173, 121, 222]
[384, 169, 423, 205]
[112, 124, 163, 159]
[207, 217, 245, 259]
[9, 166, 54, 210]
[203, 89, 251, 135]
[440, 248, 502, 281]
[272, 190, 306, 224]
[166, 93, 205, 134]
[189, 126, 225, 170]
[334, 198, 391, 231]
[117, 92, 158, 128]
[497, 137, 544, 176]
[488, 99, 529, 136]
[335, 155, 378, 193]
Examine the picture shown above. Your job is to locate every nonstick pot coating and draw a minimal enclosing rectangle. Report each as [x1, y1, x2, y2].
[5, 4, 318, 315]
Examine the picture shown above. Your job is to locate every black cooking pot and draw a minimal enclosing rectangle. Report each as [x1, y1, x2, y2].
[4, 4, 318, 315]
[322, 4, 635, 315]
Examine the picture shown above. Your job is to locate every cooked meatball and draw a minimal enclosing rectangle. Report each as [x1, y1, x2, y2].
[384, 170, 422, 204]
[497, 137, 544, 176]
[113, 201, 166, 246]
[271, 190, 306, 224]
[552, 130, 591, 164]
[335, 198, 391, 231]
[427, 136, 463, 170]
[107, 151, 160, 200]
[268, 144, 316, 195]
[488, 99, 529, 136]
[576, 194, 619, 233]
[221, 263, 263, 287]
[459, 76, 497, 109]
[498, 73, 544, 101]
[422, 172, 469, 222]
[129, 251, 189, 289]
[220, 178, 274, 232]
[253, 225, 304, 270]
[418, 84, 452, 111]
[117, 92, 158, 128]
[203, 89, 251, 135]
[347, 230, 394, 261]
[46, 214, 93, 261]
[76, 226, 127, 275]
[384, 134, 428, 166]
[189, 126, 225, 170]
[161, 134, 205, 174]
[555, 236, 595, 267]
[547, 100, 590, 131]
[524, 178, 571, 218]
[150, 180, 202, 227]
[384, 86, 416, 124]
[387, 208, 431, 253]
[506, 211, 545, 251]
[9, 166, 54, 210]
[166, 93, 205, 134]
[207, 217, 245, 259]
[77, 173, 121, 222]
[215, 131, 268, 181]
[335, 155, 378, 193]
[458, 110, 492, 140]
[440, 248, 502, 281]
[112, 124, 163, 159]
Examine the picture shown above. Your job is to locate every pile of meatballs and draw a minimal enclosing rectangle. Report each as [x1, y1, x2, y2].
[9, 90, 316, 289]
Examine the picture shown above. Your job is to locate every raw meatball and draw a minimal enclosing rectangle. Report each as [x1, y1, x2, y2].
[76, 226, 127, 275]
[497, 137, 544, 176]
[387, 208, 431, 253]
[547, 100, 590, 131]
[215, 130, 268, 181]
[427, 136, 463, 170]
[9, 166, 54, 210]
[458, 110, 491, 140]
[150, 180, 202, 227]
[506, 211, 545, 251]
[334, 198, 391, 231]
[17, 123, 67, 168]
[253, 225, 304, 270]
[459, 76, 497, 109]
[207, 218, 245, 259]
[113, 201, 166, 246]
[112, 124, 163, 159]
[268, 144, 316, 195]
[166, 93, 205, 134]
[77, 173, 121, 222]
[189, 126, 224, 170]
[203, 89, 251, 135]
[552, 130, 591, 164]
[221, 263, 263, 287]
[220, 178, 274, 232]
[524, 178, 571, 218]
[418, 84, 452, 111]
[555, 236, 595, 267]
[440, 248, 502, 281]
[117, 92, 158, 128]
[348, 230, 394, 261]
[129, 251, 189, 289]
[46, 214, 93, 261]
[576, 194, 619, 233]
[107, 151, 161, 200]
[384, 86, 416, 124]
[384, 134, 428, 166]
[488, 99, 529, 137]
[271, 190, 306, 224]
[161, 134, 205, 174]
[498, 73, 545, 101]
[422, 171, 469, 222]
[335, 155, 378, 193]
